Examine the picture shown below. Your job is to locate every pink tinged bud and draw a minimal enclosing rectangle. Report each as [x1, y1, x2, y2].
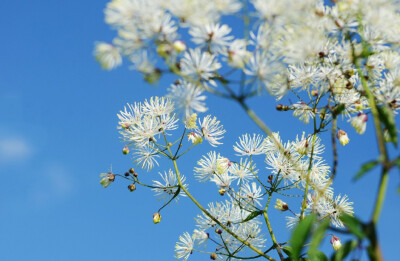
[122, 146, 130, 155]
[311, 90, 319, 96]
[173, 40, 186, 53]
[100, 172, 115, 188]
[351, 113, 368, 134]
[153, 213, 161, 224]
[330, 235, 342, 251]
[336, 130, 350, 146]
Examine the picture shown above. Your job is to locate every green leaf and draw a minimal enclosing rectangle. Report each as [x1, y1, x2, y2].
[330, 240, 358, 261]
[290, 214, 317, 261]
[353, 158, 382, 181]
[308, 219, 330, 255]
[282, 246, 293, 257]
[309, 250, 328, 261]
[339, 214, 366, 239]
[241, 210, 264, 223]
[377, 105, 398, 147]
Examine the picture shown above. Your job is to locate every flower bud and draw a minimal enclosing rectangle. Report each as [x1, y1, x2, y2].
[129, 168, 135, 174]
[219, 187, 226, 196]
[122, 146, 130, 155]
[351, 113, 368, 134]
[128, 184, 136, 192]
[336, 130, 350, 146]
[330, 235, 342, 251]
[153, 213, 161, 224]
[274, 199, 289, 211]
[276, 104, 289, 111]
[173, 40, 186, 53]
[215, 228, 222, 234]
[267, 175, 273, 183]
[99, 172, 115, 188]
[311, 90, 319, 96]
[124, 172, 130, 177]
[121, 123, 130, 129]
[210, 253, 218, 260]
[188, 132, 203, 145]
[156, 43, 172, 57]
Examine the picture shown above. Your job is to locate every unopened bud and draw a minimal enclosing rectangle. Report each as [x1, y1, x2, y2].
[124, 172, 130, 177]
[129, 168, 135, 174]
[210, 253, 218, 260]
[173, 40, 186, 53]
[311, 90, 319, 96]
[330, 235, 342, 251]
[219, 187, 226, 196]
[122, 146, 130, 155]
[336, 130, 350, 146]
[153, 213, 161, 224]
[274, 199, 289, 211]
[215, 228, 222, 234]
[121, 123, 130, 129]
[276, 104, 289, 111]
[100, 172, 115, 188]
[267, 175, 273, 183]
[128, 184, 136, 192]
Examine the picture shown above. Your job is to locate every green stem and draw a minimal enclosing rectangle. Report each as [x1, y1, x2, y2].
[263, 194, 285, 261]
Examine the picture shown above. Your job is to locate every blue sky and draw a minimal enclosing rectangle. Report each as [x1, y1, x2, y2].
[0, 1, 399, 260]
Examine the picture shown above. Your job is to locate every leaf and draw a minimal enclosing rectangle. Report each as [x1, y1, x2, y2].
[290, 214, 317, 261]
[339, 214, 366, 239]
[308, 219, 330, 255]
[377, 105, 398, 147]
[241, 210, 264, 223]
[282, 246, 293, 257]
[330, 240, 358, 261]
[353, 158, 382, 181]
[309, 250, 328, 261]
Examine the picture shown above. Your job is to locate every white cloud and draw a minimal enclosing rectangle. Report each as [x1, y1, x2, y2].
[29, 163, 75, 207]
[0, 137, 32, 163]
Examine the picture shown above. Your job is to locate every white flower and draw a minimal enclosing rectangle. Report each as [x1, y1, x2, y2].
[210, 172, 235, 188]
[350, 113, 368, 134]
[194, 151, 220, 182]
[197, 115, 226, 147]
[132, 145, 160, 171]
[192, 229, 209, 246]
[230, 158, 256, 184]
[175, 232, 194, 261]
[180, 48, 221, 87]
[233, 133, 265, 156]
[142, 96, 174, 117]
[292, 102, 315, 124]
[152, 169, 187, 201]
[167, 81, 207, 119]
[330, 194, 354, 228]
[189, 23, 233, 54]
[227, 39, 251, 68]
[242, 182, 263, 207]
[94, 42, 122, 70]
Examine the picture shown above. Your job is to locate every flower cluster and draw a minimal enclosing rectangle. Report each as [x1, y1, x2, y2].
[96, 0, 400, 260]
